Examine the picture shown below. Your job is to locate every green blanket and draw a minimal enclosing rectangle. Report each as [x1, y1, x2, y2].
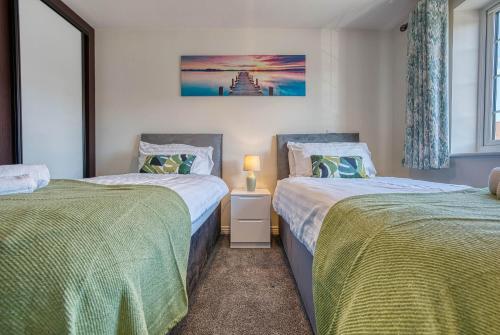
[0, 180, 191, 335]
[313, 189, 500, 335]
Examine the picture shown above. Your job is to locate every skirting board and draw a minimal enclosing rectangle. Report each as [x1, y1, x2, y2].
[230, 242, 271, 249]
[221, 225, 280, 236]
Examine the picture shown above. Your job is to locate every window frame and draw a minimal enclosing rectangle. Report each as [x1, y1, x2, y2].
[478, 1, 500, 152]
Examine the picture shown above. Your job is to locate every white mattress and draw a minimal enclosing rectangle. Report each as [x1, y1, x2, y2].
[273, 177, 470, 255]
[85, 173, 229, 236]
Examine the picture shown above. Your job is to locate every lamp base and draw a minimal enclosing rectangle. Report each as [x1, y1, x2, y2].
[246, 175, 256, 192]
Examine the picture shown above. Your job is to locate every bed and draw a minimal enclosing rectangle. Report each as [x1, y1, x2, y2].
[274, 133, 500, 335]
[91, 134, 228, 297]
[0, 134, 228, 335]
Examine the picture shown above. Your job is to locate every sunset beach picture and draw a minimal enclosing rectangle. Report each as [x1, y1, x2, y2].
[180, 55, 306, 96]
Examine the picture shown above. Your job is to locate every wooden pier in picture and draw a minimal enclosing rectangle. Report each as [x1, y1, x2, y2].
[229, 72, 262, 96]
[218, 71, 274, 96]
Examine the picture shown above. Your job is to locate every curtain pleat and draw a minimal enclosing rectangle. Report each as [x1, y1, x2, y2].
[404, 0, 450, 170]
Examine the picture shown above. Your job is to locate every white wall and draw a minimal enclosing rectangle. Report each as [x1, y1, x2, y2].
[95, 27, 395, 232]
[389, 28, 410, 177]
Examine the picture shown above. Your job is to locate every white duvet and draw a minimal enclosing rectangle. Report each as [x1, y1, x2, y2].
[273, 177, 470, 255]
[86, 173, 228, 233]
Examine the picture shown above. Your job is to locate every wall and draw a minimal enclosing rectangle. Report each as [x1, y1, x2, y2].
[389, 27, 410, 178]
[409, 154, 500, 187]
[95, 27, 394, 232]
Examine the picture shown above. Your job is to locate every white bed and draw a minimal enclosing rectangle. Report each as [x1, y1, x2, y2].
[273, 176, 470, 254]
[87, 173, 228, 236]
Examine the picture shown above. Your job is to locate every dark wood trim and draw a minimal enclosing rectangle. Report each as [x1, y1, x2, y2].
[84, 31, 96, 177]
[10, 0, 21, 163]
[0, 0, 13, 164]
[40, 0, 93, 34]
[11, 0, 95, 177]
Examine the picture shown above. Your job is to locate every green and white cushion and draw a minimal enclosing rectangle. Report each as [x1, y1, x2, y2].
[311, 155, 368, 179]
[140, 154, 196, 174]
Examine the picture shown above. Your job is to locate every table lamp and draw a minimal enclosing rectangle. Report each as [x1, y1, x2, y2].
[243, 155, 261, 192]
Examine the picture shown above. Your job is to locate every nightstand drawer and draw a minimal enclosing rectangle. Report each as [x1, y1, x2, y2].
[231, 219, 270, 243]
[231, 195, 270, 220]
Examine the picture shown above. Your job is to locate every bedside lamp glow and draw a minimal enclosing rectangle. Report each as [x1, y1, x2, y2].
[243, 155, 261, 192]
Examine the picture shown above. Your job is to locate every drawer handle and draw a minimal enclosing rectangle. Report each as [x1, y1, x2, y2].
[238, 197, 262, 200]
[238, 220, 264, 223]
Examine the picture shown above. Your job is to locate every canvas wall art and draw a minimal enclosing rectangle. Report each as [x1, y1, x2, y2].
[180, 55, 306, 96]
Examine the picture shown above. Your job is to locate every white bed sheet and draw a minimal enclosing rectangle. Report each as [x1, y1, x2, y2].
[273, 177, 470, 255]
[86, 173, 228, 236]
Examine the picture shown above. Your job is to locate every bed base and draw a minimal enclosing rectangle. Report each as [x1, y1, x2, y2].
[275, 133, 359, 335]
[280, 216, 317, 334]
[168, 205, 221, 334]
[186, 205, 221, 296]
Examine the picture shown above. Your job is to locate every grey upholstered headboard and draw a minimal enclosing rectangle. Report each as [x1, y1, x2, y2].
[276, 133, 359, 180]
[140, 134, 223, 178]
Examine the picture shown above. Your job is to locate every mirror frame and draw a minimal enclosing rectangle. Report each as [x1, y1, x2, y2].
[11, 0, 95, 177]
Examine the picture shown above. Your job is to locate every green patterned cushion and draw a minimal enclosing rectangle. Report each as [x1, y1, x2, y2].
[140, 154, 196, 174]
[311, 155, 368, 179]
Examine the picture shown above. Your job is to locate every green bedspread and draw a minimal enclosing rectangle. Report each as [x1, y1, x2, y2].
[313, 189, 500, 335]
[0, 180, 191, 335]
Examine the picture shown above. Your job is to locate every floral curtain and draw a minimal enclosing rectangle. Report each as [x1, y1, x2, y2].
[404, 0, 450, 170]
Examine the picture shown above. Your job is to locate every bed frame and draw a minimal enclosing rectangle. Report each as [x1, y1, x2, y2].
[141, 134, 223, 296]
[276, 133, 359, 334]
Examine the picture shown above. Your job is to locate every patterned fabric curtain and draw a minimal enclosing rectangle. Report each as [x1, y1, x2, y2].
[404, 0, 450, 170]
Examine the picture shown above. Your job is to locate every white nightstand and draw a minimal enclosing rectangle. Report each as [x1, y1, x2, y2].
[230, 188, 271, 248]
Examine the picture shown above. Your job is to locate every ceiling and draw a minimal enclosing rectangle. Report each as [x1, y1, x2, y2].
[455, 0, 492, 11]
[61, 0, 417, 30]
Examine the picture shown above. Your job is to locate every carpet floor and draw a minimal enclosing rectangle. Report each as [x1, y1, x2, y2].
[172, 237, 313, 335]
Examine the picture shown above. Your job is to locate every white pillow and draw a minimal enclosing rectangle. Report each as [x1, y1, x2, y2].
[287, 142, 377, 177]
[139, 142, 214, 175]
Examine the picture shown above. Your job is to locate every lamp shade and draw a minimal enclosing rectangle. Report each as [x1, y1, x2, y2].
[243, 155, 261, 171]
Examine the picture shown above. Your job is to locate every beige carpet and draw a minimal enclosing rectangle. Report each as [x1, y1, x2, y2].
[171, 237, 313, 335]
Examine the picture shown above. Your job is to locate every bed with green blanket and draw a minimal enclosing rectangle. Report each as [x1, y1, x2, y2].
[275, 133, 500, 334]
[0, 180, 191, 334]
[313, 189, 500, 335]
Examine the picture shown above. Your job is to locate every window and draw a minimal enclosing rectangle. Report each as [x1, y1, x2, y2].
[481, 2, 500, 151]
[451, 0, 500, 154]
